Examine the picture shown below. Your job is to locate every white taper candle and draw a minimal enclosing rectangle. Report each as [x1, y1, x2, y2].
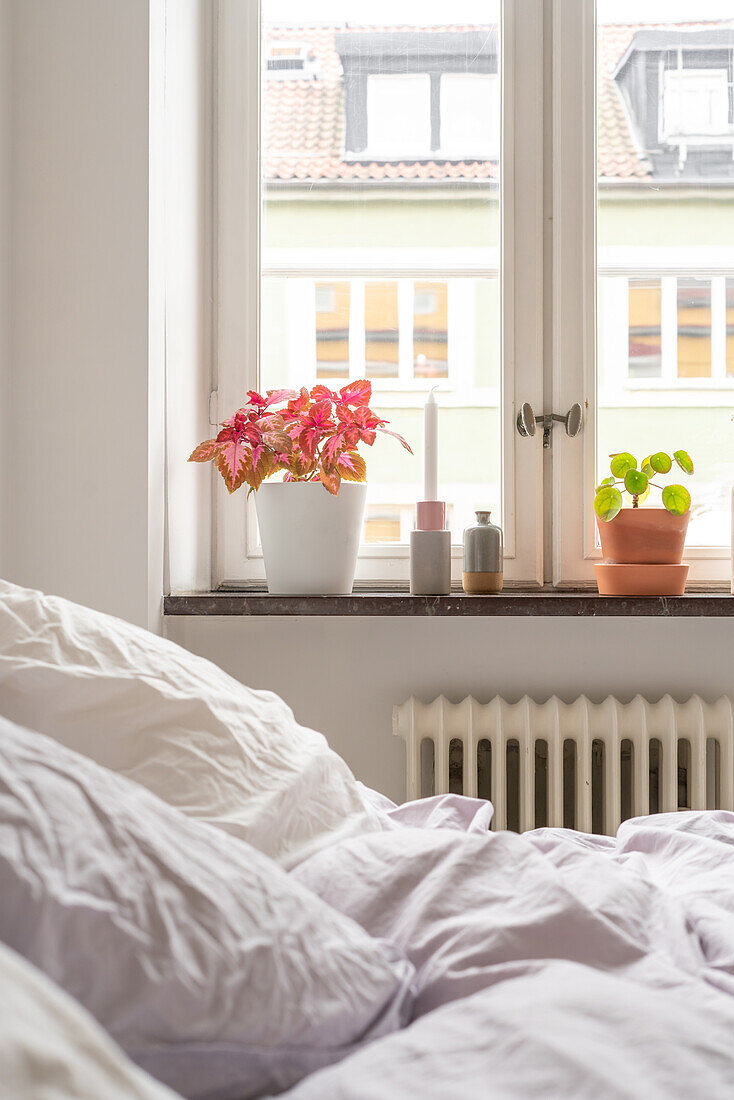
[424, 386, 439, 501]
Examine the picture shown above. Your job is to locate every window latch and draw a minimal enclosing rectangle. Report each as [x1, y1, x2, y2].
[516, 402, 583, 449]
[208, 389, 219, 428]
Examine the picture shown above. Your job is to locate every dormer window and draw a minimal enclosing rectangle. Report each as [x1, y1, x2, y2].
[663, 68, 730, 141]
[366, 75, 431, 158]
[265, 42, 318, 81]
[336, 29, 499, 162]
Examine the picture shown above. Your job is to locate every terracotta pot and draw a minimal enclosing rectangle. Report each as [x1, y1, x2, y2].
[596, 508, 689, 565]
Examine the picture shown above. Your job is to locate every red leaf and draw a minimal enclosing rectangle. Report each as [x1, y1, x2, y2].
[188, 439, 219, 463]
[339, 379, 372, 406]
[299, 427, 323, 462]
[264, 388, 298, 407]
[245, 390, 268, 409]
[378, 426, 413, 453]
[287, 387, 311, 415]
[322, 433, 346, 467]
[311, 384, 338, 403]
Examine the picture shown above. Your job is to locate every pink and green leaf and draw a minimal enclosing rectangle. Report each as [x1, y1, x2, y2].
[188, 439, 220, 463]
[337, 451, 367, 482]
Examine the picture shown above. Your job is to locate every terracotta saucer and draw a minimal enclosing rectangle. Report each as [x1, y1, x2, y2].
[594, 563, 689, 597]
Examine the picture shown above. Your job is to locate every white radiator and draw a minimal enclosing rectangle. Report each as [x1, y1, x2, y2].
[393, 695, 734, 835]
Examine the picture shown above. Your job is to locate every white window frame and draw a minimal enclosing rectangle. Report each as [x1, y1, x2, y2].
[214, 0, 544, 589]
[553, 0, 731, 586]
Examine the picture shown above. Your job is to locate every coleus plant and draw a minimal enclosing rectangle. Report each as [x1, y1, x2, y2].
[594, 449, 694, 523]
[189, 379, 412, 496]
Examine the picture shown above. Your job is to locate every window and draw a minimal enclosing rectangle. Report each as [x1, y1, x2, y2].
[600, 273, 734, 387]
[265, 42, 319, 80]
[216, 0, 543, 586]
[663, 68, 730, 141]
[214, 1, 734, 589]
[440, 74, 498, 158]
[553, 0, 734, 585]
[366, 75, 431, 158]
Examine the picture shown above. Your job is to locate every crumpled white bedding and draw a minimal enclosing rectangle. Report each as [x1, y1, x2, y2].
[0, 940, 177, 1100]
[0, 579, 381, 867]
[286, 795, 734, 1099]
[0, 717, 414, 1100]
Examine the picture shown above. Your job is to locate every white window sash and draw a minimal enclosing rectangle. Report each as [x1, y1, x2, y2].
[214, 0, 545, 588]
[553, 1, 731, 585]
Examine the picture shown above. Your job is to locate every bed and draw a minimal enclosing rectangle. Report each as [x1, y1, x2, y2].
[1, 578, 734, 1099]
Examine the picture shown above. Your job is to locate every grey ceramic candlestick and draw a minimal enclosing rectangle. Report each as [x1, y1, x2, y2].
[410, 529, 451, 595]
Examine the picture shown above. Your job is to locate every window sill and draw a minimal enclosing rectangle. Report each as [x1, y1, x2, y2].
[163, 587, 734, 618]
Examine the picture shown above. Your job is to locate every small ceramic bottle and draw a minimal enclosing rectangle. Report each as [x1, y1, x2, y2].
[462, 511, 503, 594]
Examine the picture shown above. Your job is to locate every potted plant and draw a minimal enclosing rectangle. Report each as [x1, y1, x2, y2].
[593, 449, 694, 596]
[189, 380, 412, 594]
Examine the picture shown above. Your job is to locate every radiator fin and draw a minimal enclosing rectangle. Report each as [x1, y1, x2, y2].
[393, 694, 734, 836]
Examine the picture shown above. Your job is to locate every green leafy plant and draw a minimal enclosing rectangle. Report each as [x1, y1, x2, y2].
[594, 450, 694, 523]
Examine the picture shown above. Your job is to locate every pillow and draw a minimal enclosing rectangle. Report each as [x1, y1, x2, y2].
[0, 578, 380, 866]
[0, 716, 414, 1100]
[0, 942, 178, 1100]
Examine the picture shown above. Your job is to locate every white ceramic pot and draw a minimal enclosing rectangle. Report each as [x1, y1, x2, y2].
[255, 481, 367, 595]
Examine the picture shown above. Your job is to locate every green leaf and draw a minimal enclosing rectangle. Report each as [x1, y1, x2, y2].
[673, 449, 694, 475]
[596, 476, 616, 491]
[649, 451, 672, 474]
[640, 455, 654, 478]
[594, 485, 623, 522]
[624, 469, 648, 496]
[610, 452, 636, 478]
[662, 484, 691, 515]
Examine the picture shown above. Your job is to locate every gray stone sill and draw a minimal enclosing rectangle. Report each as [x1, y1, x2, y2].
[163, 587, 734, 618]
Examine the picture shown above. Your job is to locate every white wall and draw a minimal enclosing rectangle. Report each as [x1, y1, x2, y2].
[167, 614, 734, 804]
[1, 0, 154, 626]
[0, 0, 11, 578]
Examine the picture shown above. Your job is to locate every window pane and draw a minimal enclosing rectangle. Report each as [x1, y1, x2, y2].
[367, 75, 431, 158]
[316, 281, 350, 379]
[364, 281, 399, 379]
[260, 4, 502, 548]
[597, 3, 734, 548]
[677, 278, 711, 379]
[413, 281, 448, 379]
[628, 278, 662, 379]
[727, 278, 734, 377]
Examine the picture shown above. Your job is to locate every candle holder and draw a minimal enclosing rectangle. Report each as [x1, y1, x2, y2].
[410, 529, 451, 596]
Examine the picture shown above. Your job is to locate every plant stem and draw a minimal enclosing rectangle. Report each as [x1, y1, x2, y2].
[632, 494, 639, 508]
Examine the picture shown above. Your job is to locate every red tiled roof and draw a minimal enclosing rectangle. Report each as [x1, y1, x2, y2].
[263, 22, 734, 185]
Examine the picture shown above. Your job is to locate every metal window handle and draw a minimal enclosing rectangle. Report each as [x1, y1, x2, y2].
[516, 402, 583, 449]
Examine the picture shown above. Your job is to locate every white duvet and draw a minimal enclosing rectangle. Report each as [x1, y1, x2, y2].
[0, 579, 380, 866]
[286, 797, 734, 1099]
